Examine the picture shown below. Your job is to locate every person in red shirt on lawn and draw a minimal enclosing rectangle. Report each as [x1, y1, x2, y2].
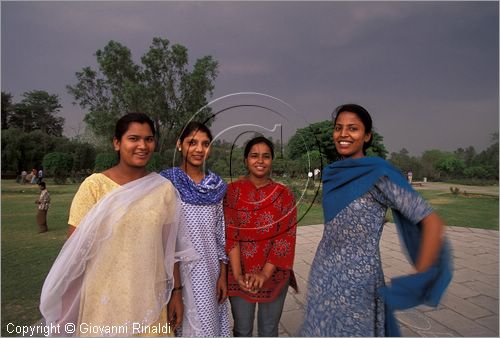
[224, 136, 298, 337]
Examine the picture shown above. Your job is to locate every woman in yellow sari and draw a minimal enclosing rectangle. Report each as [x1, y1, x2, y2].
[40, 113, 200, 336]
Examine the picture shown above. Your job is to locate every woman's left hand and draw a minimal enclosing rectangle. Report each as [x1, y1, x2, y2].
[246, 272, 269, 290]
[167, 291, 183, 331]
[217, 274, 228, 304]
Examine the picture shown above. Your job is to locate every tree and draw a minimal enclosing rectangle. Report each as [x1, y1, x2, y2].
[43, 152, 73, 184]
[420, 149, 449, 180]
[94, 152, 119, 172]
[54, 140, 97, 174]
[1, 128, 23, 172]
[471, 132, 499, 179]
[436, 154, 465, 178]
[7, 90, 64, 136]
[1, 91, 13, 129]
[299, 150, 325, 173]
[1, 129, 64, 173]
[389, 148, 422, 178]
[463, 166, 490, 179]
[366, 132, 388, 159]
[287, 121, 335, 162]
[454, 146, 476, 167]
[287, 120, 388, 163]
[67, 37, 218, 153]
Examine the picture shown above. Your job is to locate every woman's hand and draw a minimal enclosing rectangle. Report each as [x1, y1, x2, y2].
[167, 290, 183, 331]
[245, 272, 270, 291]
[245, 263, 275, 291]
[217, 273, 228, 304]
[235, 274, 253, 293]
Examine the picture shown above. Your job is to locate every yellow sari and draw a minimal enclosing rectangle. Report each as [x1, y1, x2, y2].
[40, 173, 200, 336]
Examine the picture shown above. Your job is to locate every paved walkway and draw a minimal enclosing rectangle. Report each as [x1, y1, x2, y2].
[276, 223, 499, 337]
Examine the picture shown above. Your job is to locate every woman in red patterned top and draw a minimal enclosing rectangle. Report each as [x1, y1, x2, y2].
[224, 136, 297, 337]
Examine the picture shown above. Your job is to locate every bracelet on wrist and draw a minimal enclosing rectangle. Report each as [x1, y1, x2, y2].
[172, 285, 183, 293]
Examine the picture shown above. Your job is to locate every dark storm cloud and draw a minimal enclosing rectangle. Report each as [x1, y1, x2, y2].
[1, 1, 498, 155]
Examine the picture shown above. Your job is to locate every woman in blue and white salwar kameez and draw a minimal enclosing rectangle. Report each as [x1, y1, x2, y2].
[161, 121, 230, 337]
[300, 104, 452, 337]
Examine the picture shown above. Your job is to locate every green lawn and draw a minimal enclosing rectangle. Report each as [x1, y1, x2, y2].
[418, 190, 498, 230]
[1, 180, 75, 336]
[1, 179, 498, 335]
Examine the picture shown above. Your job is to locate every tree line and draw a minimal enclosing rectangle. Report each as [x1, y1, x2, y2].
[388, 137, 499, 182]
[2, 36, 497, 184]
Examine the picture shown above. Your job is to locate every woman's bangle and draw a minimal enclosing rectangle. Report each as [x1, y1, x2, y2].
[172, 285, 183, 293]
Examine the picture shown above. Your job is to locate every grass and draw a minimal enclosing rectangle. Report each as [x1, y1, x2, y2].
[1, 180, 76, 336]
[297, 202, 324, 226]
[418, 190, 498, 230]
[1, 179, 498, 335]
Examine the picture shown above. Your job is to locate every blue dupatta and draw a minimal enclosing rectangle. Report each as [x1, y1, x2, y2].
[322, 157, 453, 336]
[160, 167, 227, 206]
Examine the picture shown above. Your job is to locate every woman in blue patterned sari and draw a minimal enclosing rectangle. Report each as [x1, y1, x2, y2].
[300, 104, 452, 336]
[160, 121, 230, 337]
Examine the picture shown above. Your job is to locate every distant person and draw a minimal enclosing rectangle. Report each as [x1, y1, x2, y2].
[40, 113, 200, 336]
[35, 182, 50, 233]
[224, 136, 297, 337]
[313, 168, 321, 180]
[37, 168, 44, 184]
[408, 170, 413, 184]
[21, 170, 27, 184]
[300, 103, 452, 336]
[30, 168, 37, 184]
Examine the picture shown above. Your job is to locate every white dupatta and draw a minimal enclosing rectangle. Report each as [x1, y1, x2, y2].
[40, 173, 201, 336]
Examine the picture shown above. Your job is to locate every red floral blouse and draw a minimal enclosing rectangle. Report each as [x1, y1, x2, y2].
[224, 178, 298, 303]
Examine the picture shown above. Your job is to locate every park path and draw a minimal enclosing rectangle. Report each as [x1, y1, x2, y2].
[273, 223, 499, 337]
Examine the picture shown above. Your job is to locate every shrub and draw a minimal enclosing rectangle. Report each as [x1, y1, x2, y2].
[42, 152, 74, 184]
[94, 152, 118, 172]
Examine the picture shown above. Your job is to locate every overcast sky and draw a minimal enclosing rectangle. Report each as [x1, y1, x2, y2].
[2, 1, 498, 156]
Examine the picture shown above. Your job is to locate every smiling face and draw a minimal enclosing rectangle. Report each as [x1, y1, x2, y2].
[113, 122, 155, 168]
[245, 142, 273, 179]
[333, 111, 372, 159]
[178, 130, 211, 169]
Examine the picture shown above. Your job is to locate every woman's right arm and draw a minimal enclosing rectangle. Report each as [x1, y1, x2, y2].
[414, 212, 445, 272]
[376, 177, 444, 272]
[67, 177, 98, 239]
[67, 225, 76, 238]
[228, 244, 242, 279]
[228, 244, 251, 292]
[168, 262, 183, 331]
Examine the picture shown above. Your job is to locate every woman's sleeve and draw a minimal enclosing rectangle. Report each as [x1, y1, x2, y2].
[224, 184, 239, 254]
[68, 178, 98, 227]
[375, 176, 433, 224]
[215, 202, 229, 264]
[267, 187, 297, 270]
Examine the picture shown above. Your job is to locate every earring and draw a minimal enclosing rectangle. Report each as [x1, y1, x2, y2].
[178, 147, 182, 152]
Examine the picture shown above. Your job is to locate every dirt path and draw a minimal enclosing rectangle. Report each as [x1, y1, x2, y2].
[413, 181, 499, 196]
